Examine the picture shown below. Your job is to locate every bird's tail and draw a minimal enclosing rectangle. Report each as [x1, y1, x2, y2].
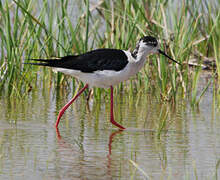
[24, 58, 61, 67]
[24, 56, 76, 68]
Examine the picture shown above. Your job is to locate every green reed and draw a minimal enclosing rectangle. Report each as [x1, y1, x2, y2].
[0, 0, 219, 106]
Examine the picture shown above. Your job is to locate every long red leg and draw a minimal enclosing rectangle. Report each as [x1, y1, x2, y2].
[110, 86, 125, 130]
[55, 84, 89, 128]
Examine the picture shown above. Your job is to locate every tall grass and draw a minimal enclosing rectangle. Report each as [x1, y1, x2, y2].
[0, 0, 219, 105]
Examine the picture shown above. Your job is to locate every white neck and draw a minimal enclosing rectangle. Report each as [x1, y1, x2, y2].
[132, 46, 152, 66]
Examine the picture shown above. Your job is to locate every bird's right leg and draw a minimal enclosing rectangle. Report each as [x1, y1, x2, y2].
[55, 84, 89, 128]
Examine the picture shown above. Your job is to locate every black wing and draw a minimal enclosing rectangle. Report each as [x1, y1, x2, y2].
[25, 49, 129, 73]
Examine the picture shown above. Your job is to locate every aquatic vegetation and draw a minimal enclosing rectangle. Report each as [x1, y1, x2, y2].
[0, 2, 219, 179]
[0, 0, 219, 106]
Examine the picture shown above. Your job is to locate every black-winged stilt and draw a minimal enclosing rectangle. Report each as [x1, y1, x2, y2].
[26, 36, 180, 130]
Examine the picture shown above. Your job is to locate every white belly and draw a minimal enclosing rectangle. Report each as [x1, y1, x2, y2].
[55, 62, 139, 88]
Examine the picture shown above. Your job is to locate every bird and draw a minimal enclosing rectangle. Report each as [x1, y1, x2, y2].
[25, 36, 180, 130]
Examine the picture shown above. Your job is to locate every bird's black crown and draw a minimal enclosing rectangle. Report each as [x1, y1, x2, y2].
[141, 36, 158, 47]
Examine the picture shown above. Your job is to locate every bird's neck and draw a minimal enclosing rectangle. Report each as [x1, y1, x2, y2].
[131, 43, 140, 59]
[131, 46, 149, 64]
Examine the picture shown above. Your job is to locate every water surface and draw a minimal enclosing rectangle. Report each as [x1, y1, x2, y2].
[0, 73, 219, 179]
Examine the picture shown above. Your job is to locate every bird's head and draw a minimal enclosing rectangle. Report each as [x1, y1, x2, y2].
[138, 36, 158, 54]
[133, 36, 180, 65]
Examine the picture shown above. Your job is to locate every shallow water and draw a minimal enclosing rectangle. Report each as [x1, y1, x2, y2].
[0, 74, 219, 180]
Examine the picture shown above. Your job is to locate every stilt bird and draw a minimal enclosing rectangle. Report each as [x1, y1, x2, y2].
[26, 36, 180, 130]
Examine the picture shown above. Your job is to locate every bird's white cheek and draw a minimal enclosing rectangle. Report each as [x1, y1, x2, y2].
[150, 47, 159, 54]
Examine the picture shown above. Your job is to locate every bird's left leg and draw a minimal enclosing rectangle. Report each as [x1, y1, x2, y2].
[110, 86, 125, 130]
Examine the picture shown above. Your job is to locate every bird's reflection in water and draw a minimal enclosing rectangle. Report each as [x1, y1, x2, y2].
[55, 128, 124, 179]
[107, 129, 124, 177]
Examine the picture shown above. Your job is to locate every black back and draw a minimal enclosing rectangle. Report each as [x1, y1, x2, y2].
[29, 49, 129, 73]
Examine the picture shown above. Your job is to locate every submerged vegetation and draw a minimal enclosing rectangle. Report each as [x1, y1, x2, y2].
[0, 0, 219, 106]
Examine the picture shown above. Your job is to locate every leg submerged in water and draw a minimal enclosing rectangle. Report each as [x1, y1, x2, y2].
[110, 86, 125, 130]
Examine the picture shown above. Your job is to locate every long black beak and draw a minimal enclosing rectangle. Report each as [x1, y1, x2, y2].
[158, 49, 181, 65]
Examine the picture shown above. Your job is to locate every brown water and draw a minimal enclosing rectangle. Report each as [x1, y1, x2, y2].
[0, 74, 219, 180]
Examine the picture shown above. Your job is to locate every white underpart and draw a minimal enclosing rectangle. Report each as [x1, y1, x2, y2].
[55, 44, 158, 88]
